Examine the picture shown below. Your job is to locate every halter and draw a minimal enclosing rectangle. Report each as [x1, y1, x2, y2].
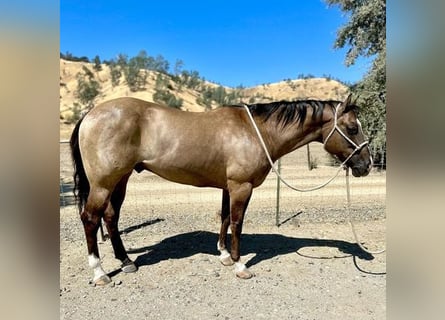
[243, 103, 385, 255]
[242, 102, 370, 192]
[323, 102, 369, 167]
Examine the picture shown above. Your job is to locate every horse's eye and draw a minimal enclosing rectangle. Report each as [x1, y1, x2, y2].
[347, 125, 358, 135]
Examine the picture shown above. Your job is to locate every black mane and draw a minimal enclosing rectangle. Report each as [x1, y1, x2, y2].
[229, 100, 341, 127]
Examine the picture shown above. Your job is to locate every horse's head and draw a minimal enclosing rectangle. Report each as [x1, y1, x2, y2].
[322, 94, 373, 177]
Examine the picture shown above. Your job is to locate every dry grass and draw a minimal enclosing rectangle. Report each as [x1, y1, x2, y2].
[59, 58, 349, 129]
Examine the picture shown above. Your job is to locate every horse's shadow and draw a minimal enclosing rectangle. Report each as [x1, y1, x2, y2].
[129, 230, 374, 270]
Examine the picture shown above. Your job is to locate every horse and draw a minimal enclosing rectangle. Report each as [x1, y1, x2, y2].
[70, 93, 372, 285]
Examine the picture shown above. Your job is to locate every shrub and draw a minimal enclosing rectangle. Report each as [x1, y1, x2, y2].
[153, 89, 183, 109]
[75, 70, 101, 109]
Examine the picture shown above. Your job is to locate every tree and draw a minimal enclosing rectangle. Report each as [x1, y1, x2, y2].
[60, 51, 89, 62]
[124, 58, 144, 91]
[75, 67, 101, 110]
[108, 61, 122, 88]
[326, 0, 386, 166]
[119, 51, 149, 92]
[151, 54, 170, 74]
[212, 86, 227, 105]
[116, 53, 128, 67]
[93, 55, 102, 71]
[153, 88, 183, 109]
[174, 59, 184, 76]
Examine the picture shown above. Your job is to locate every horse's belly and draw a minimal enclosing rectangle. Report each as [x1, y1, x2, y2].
[140, 161, 225, 188]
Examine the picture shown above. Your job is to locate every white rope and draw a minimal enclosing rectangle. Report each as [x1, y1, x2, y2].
[345, 168, 386, 255]
[242, 103, 362, 192]
[243, 103, 385, 255]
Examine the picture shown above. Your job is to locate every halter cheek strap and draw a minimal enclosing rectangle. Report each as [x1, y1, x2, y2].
[323, 103, 369, 166]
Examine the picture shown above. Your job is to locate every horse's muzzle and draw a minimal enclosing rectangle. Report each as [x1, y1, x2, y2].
[351, 166, 370, 177]
[350, 157, 372, 177]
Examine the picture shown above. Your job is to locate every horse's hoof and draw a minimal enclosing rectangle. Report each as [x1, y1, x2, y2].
[121, 260, 138, 273]
[235, 263, 254, 279]
[219, 254, 234, 266]
[236, 268, 254, 279]
[94, 275, 112, 286]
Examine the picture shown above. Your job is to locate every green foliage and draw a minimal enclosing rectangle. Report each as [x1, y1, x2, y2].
[75, 67, 101, 109]
[60, 51, 89, 62]
[326, 0, 386, 166]
[225, 89, 242, 105]
[174, 59, 184, 76]
[66, 102, 82, 123]
[326, 0, 386, 67]
[124, 51, 149, 91]
[82, 65, 94, 79]
[93, 55, 102, 71]
[153, 88, 183, 109]
[155, 73, 168, 89]
[196, 86, 213, 110]
[178, 70, 202, 90]
[108, 62, 122, 88]
[196, 85, 245, 109]
[110, 51, 172, 92]
[151, 54, 170, 74]
[297, 73, 315, 80]
[212, 86, 226, 105]
[351, 73, 386, 166]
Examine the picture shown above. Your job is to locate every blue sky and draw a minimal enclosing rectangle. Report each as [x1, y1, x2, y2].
[60, 0, 372, 88]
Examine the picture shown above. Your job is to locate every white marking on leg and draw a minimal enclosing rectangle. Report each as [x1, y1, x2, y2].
[218, 242, 230, 258]
[217, 241, 229, 257]
[217, 241, 233, 265]
[235, 262, 248, 273]
[88, 254, 107, 281]
[220, 249, 231, 260]
[217, 241, 223, 251]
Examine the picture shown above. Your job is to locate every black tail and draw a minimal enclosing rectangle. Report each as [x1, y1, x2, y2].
[70, 116, 90, 214]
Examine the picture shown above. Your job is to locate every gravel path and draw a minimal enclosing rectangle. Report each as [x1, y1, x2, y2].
[60, 142, 386, 319]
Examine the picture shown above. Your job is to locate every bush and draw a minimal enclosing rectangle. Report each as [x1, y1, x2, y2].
[93, 55, 102, 71]
[153, 89, 183, 109]
[75, 69, 101, 109]
[66, 102, 82, 123]
[109, 62, 122, 87]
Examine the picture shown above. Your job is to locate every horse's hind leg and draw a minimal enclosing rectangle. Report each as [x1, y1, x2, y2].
[103, 173, 137, 273]
[80, 187, 112, 285]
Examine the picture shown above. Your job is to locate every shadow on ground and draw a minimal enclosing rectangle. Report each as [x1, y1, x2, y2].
[128, 230, 374, 270]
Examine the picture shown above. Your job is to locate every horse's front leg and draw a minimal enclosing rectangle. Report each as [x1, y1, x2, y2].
[228, 181, 253, 279]
[217, 189, 234, 266]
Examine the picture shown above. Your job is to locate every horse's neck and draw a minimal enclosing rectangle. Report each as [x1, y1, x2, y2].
[260, 117, 324, 161]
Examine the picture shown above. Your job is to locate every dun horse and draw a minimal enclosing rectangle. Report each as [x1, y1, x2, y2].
[70, 94, 372, 285]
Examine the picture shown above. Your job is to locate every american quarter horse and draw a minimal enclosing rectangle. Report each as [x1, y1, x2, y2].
[70, 94, 372, 285]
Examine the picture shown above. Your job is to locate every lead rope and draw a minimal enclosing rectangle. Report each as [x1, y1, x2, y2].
[243, 104, 385, 255]
[243, 103, 361, 192]
[243, 104, 345, 192]
[345, 168, 386, 254]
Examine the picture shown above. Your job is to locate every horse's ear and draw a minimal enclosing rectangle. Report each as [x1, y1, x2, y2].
[337, 93, 353, 114]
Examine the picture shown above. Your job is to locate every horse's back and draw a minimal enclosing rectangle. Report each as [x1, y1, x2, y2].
[78, 97, 265, 189]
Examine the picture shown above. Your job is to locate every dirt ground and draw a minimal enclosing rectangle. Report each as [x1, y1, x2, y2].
[60, 141, 386, 320]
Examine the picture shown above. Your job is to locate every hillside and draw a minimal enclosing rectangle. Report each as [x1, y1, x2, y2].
[59, 58, 349, 139]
